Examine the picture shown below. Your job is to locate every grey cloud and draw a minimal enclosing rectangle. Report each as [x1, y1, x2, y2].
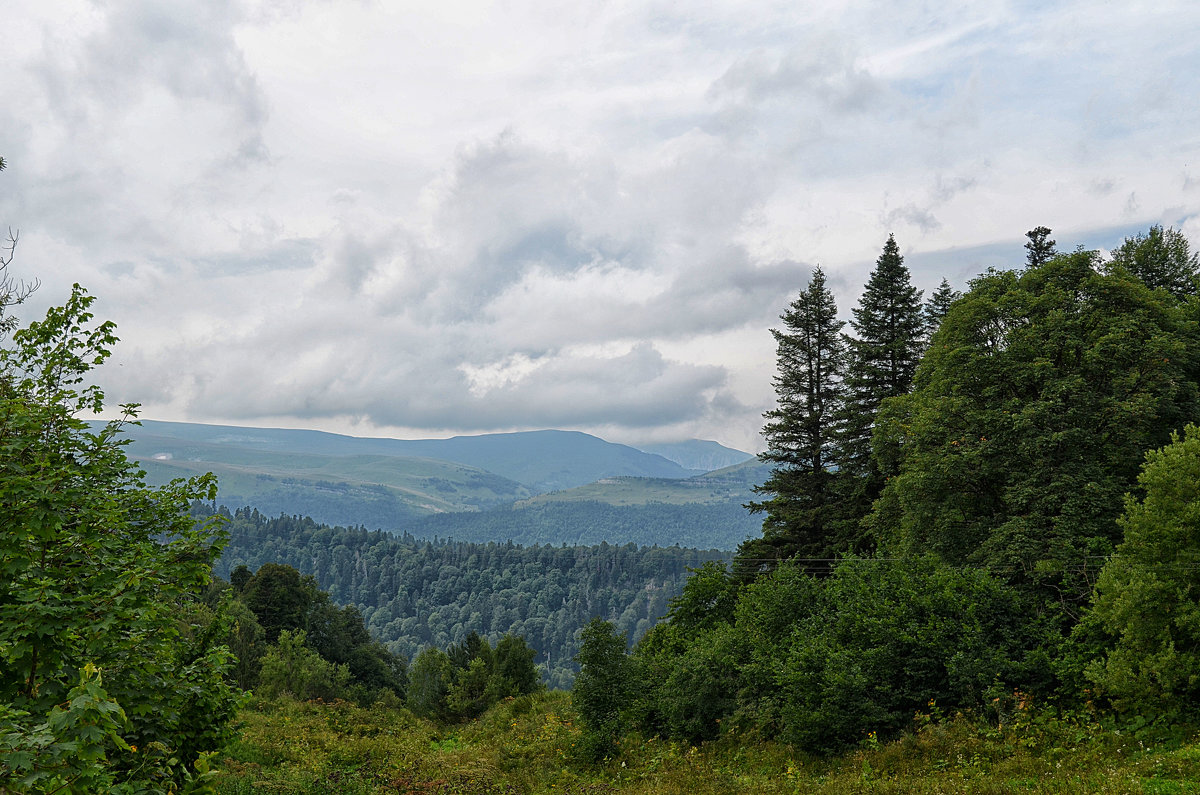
[121, 320, 737, 432]
[932, 174, 978, 203]
[883, 204, 942, 233]
[5, 1, 272, 292]
[708, 40, 882, 113]
[1124, 192, 1140, 217]
[389, 343, 736, 431]
[653, 254, 809, 334]
[81, 0, 264, 115]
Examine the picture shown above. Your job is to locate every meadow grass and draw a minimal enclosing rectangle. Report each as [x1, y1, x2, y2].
[212, 693, 1200, 794]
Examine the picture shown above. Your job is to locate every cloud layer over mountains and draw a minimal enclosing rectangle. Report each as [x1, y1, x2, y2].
[4, 0, 1199, 450]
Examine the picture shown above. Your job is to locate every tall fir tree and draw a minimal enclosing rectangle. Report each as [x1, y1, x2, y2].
[738, 266, 848, 576]
[838, 235, 924, 505]
[923, 277, 961, 345]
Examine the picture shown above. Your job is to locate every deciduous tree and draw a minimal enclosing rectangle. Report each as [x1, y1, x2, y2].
[871, 250, 1200, 610]
[1085, 425, 1200, 717]
[573, 618, 633, 760]
[1107, 224, 1199, 299]
[0, 284, 239, 791]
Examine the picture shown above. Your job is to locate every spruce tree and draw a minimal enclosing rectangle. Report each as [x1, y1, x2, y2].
[923, 277, 961, 345]
[839, 235, 924, 492]
[738, 266, 847, 575]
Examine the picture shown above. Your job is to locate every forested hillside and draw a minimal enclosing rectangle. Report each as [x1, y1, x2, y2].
[208, 506, 729, 688]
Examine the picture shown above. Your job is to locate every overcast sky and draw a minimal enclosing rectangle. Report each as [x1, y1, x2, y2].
[3, 0, 1199, 453]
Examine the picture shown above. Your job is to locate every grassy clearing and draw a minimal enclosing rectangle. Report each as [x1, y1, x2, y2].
[211, 694, 1200, 794]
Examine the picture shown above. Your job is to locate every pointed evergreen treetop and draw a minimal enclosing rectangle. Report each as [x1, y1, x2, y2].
[846, 235, 924, 403]
[758, 265, 846, 474]
[740, 266, 850, 570]
[839, 234, 924, 481]
[923, 278, 961, 344]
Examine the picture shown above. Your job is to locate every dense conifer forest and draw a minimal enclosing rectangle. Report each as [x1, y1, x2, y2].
[208, 506, 730, 689]
[402, 498, 760, 549]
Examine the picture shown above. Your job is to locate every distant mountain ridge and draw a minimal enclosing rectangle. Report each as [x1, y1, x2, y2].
[631, 439, 754, 471]
[100, 420, 765, 547]
[108, 421, 699, 493]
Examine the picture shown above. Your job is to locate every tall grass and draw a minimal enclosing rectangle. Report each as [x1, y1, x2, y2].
[212, 694, 1200, 794]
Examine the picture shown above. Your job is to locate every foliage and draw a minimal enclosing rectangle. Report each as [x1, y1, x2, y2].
[1107, 224, 1199, 299]
[840, 234, 925, 482]
[573, 618, 634, 760]
[628, 563, 746, 744]
[837, 235, 926, 548]
[408, 647, 454, 721]
[224, 563, 407, 703]
[1085, 424, 1200, 717]
[240, 563, 320, 643]
[922, 277, 961, 344]
[407, 632, 541, 723]
[632, 555, 1039, 754]
[764, 557, 1034, 753]
[661, 560, 737, 632]
[257, 630, 352, 701]
[1025, 226, 1057, 268]
[0, 283, 240, 791]
[224, 598, 266, 691]
[637, 621, 743, 746]
[408, 497, 762, 549]
[871, 249, 1200, 608]
[493, 633, 541, 697]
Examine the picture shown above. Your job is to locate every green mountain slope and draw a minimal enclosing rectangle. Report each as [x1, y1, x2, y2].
[108, 421, 766, 545]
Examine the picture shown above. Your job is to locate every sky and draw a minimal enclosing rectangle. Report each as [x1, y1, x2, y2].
[2, 0, 1200, 453]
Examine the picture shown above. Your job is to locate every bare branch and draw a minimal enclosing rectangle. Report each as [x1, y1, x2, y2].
[0, 228, 38, 311]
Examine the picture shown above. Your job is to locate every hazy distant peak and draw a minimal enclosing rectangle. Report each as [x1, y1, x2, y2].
[633, 440, 754, 472]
